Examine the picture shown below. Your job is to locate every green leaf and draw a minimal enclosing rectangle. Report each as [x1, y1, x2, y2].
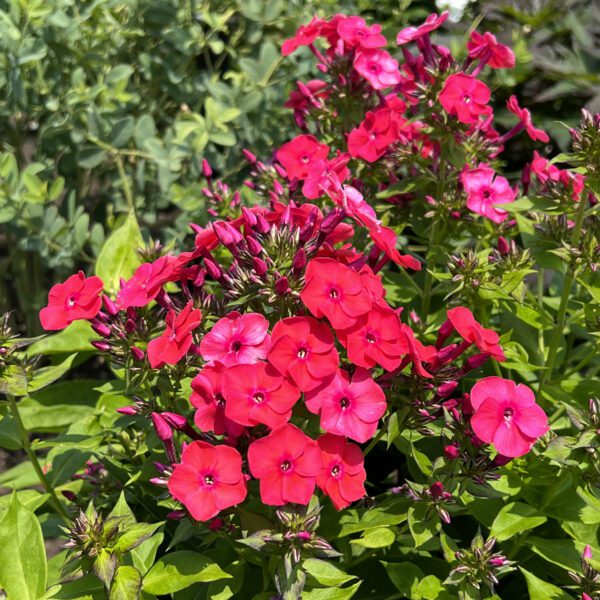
[302, 582, 361, 600]
[0, 492, 47, 600]
[96, 212, 143, 294]
[106, 64, 134, 85]
[130, 532, 163, 575]
[519, 567, 572, 600]
[142, 551, 230, 595]
[27, 353, 78, 394]
[94, 549, 117, 588]
[27, 321, 94, 355]
[0, 364, 28, 396]
[109, 566, 142, 600]
[383, 561, 423, 596]
[304, 559, 356, 587]
[78, 147, 107, 169]
[408, 503, 441, 547]
[489, 502, 546, 542]
[206, 561, 244, 600]
[109, 117, 135, 148]
[115, 522, 164, 553]
[351, 527, 395, 548]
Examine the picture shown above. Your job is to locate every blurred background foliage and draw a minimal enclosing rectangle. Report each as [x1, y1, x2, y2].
[0, 0, 598, 333]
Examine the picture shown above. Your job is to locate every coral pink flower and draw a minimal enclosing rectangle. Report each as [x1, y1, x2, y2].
[40, 271, 104, 331]
[190, 364, 245, 437]
[302, 152, 350, 200]
[305, 368, 387, 443]
[221, 362, 300, 429]
[337, 16, 387, 49]
[462, 165, 515, 224]
[117, 256, 175, 309]
[338, 306, 408, 371]
[439, 74, 492, 124]
[247, 424, 321, 506]
[368, 223, 422, 271]
[396, 12, 448, 45]
[347, 109, 404, 162]
[300, 258, 371, 329]
[354, 49, 402, 90]
[168, 441, 247, 521]
[467, 32, 515, 69]
[147, 301, 202, 368]
[268, 316, 339, 392]
[276, 134, 330, 180]
[507, 96, 550, 143]
[470, 377, 548, 458]
[447, 307, 505, 361]
[199, 312, 270, 367]
[317, 434, 366, 510]
[400, 324, 437, 378]
[281, 16, 329, 56]
[530, 151, 560, 183]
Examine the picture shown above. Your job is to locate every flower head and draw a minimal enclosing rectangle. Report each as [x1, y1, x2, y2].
[147, 301, 202, 368]
[354, 49, 402, 90]
[467, 31, 515, 69]
[507, 95, 550, 143]
[470, 377, 548, 457]
[347, 108, 404, 162]
[221, 362, 300, 429]
[396, 12, 448, 45]
[439, 74, 492, 124]
[447, 307, 505, 361]
[117, 256, 175, 309]
[462, 165, 515, 224]
[317, 434, 366, 510]
[276, 134, 330, 180]
[337, 16, 387, 49]
[199, 312, 271, 367]
[305, 367, 387, 443]
[40, 271, 104, 331]
[248, 424, 321, 506]
[168, 441, 247, 521]
[268, 316, 339, 392]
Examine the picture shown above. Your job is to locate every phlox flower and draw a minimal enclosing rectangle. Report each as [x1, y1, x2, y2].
[354, 49, 402, 90]
[147, 301, 202, 368]
[400, 323, 437, 378]
[461, 165, 515, 224]
[317, 434, 366, 510]
[117, 255, 175, 309]
[507, 96, 550, 143]
[347, 109, 405, 162]
[221, 362, 300, 429]
[300, 258, 372, 329]
[248, 424, 321, 506]
[368, 223, 422, 271]
[396, 12, 448, 45]
[168, 441, 247, 521]
[40, 271, 104, 331]
[446, 307, 505, 361]
[305, 367, 387, 443]
[467, 31, 515, 69]
[190, 364, 245, 437]
[281, 17, 330, 56]
[337, 16, 387, 49]
[338, 305, 408, 371]
[267, 316, 339, 392]
[199, 312, 270, 366]
[470, 377, 548, 458]
[276, 134, 330, 180]
[302, 152, 350, 200]
[439, 74, 492, 124]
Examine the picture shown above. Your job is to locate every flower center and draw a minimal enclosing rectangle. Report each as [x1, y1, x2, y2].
[340, 397, 350, 410]
[231, 340, 242, 352]
[482, 189, 491, 199]
[463, 94, 472, 104]
[329, 288, 339, 299]
[253, 392, 265, 404]
[215, 394, 225, 407]
[280, 460, 292, 472]
[204, 474, 215, 486]
[366, 333, 376, 344]
[297, 347, 307, 359]
[301, 155, 310, 164]
[67, 296, 77, 307]
[369, 133, 377, 141]
[503, 407, 514, 422]
[331, 464, 341, 477]
[369, 64, 379, 73]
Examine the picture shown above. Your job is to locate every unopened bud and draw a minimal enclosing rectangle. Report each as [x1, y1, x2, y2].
[242, 149, 257, 164]
[151, 412, 173, 442]
[202, 159, 212, 179]
[91, 340, 111, 352]
[497, 236, 510, 255]
[103, 295, 119, 315]
[275, 276, 290, 295]
[131, 346, 145, 361]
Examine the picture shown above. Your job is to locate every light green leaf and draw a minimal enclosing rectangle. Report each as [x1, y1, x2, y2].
[351, 527, 395, 548]
[0, 492, 47, 599]
[490, 502, 546, 542]
[27, 353, 78, 393]
[109, 566, 142, 600]
[302, 582, 361, 600]
[304, 559, 356, 587]
[519, 567, 572, 600]
[27, 321, 95, 356]
[142, 551, 230, 595]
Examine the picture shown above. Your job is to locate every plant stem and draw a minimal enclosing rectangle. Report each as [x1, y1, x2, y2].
[537, 196, 588, 396]
[115, 154, 135, 213]
[420, 219, 439, 316]
[7, 394, 70, 524]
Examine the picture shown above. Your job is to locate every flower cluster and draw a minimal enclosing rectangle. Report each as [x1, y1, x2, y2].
[39, 11, 555, 529]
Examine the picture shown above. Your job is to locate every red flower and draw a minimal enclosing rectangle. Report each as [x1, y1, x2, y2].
[338, 306, 408, 371]
[168, 441, 247, 521]
[470, 377, 548, 458]
[247, 424, 321, 506]
[354, 49, 402, 90]
[367, 223, 421, 271]
[530, 151, 560, 183]
[199, 312, 271, 367]
[507, 96, 550, 143]
[300, 258, 371, 329]
[302, 152, 350, 200]
[317, 434, 366, 510]
[467, 32, 515, 69]
[461, 165, 515, 224]
[305, 368, 387, 443]
[447, 307, 505, 361]
[40, 271, 104, 331]
[221, 362, 300, 428]
[267, 316, 339, 392]
[347, 109, 404, 162]
[276, 134, 330, 181]
[147, 301, 202, 368]
[439, 74, 492, 124]
[396, 12, 448, 45]
[400, 324, 437, 378]
[281, 17, 331, 56]
[190, 364, 245, 437]
[117, 256, 175, 309]
[337, 16, 387, 49]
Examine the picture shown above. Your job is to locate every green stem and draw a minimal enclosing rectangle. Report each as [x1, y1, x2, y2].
[420, 219, 439, 316]
[537, 196, 588, 396]
[7, 394, 70, 524]
[115, 154, 135, 213]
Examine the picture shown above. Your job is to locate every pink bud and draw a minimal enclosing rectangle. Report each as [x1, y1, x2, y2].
[275, 276, 290, 295]
[204, 255, 223, 280]
[252, 257, 268, 276]
[465, 353, 490, 371]
[583, 545, 593, 560]
[151, 412, 173, 442]
[125, 318, 137, 334]
[274, 163, 288, 179]
[103, 295, 119, 315]
[246, 235, 263, 256]
[488, 557, 505, 567]
[162, 412, 188, 430]
[91, 321, 111, 338]
[438, 381, 459, 398]
[116, 406, 138, 416]
[429, 481, 445, 499]
[241, 207, 257, 228]
[91, 340, 111, 352]
[62, 490, 77, 501]
[202, 159, 212, 179]
[242, 149, 257, 164]
[444, 444, 460, 460]
[131, 346, 145, 361]
[497, 236, 510, 255]
[213, 221, 242, 247]
[293, 248, 307, 270]
[256, 214, 270, 234]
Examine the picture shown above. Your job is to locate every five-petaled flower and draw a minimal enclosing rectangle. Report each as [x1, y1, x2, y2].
[462, 165, 515, 223]
[446, 306, 506, 361]
[276, 134, 330, 180]
[439, 74, 492, 124]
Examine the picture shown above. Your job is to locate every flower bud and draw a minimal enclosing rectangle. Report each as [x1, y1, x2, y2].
[202, 159, 212, 179]
[241, 207, 257, 228]
[91, 340, 111, 352]
[497, 236, 510, 256]
[125, 318, 137, 334]
[438, 381, 459, 398]
[162, 412, 188, 430]
[246, 235, 263, 256]
[444, 444, 460, 460]
[252, 257, 268, 276]
[292, 248, 307, 271]
[151, 412, 173, 442]
[116, 406, 138, 416]
[103, 295, 119, 315]
[91, 321, 111, 338]
[275, 276, 290, 295]
[242, 149, 257, 164]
